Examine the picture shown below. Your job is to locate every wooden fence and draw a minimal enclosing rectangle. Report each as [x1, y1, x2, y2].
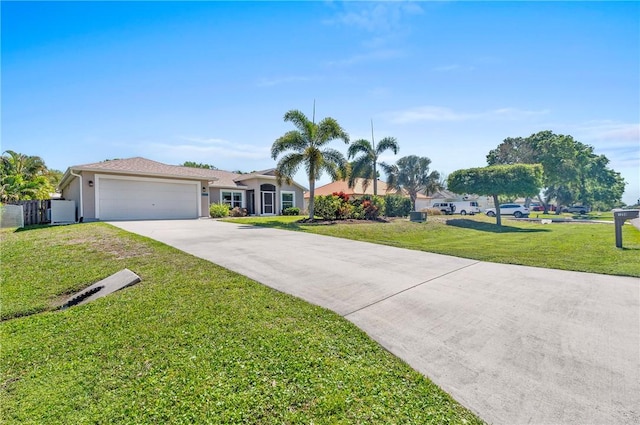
[10, 200, 52, 226]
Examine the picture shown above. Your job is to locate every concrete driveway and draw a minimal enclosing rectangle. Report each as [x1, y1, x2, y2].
[111, 219, 639, 425]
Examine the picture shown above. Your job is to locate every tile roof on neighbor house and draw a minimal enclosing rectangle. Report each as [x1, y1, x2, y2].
[304, 179, 429, 199]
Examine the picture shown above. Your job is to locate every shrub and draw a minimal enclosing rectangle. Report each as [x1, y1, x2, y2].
[361, 195, 385, 220]
[282, 207, 300, 216]
[314, 195, 342, 220]
[423, 208, 442, 216]
[332, 191, 351, 203]
[385, 195, 412, 217]
[209, 203, 229, 218]
[229, 207, 248, 217]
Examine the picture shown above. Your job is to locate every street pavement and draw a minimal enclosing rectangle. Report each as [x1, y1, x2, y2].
[111, 219, 639, 425]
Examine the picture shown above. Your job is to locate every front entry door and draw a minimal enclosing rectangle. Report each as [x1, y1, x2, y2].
[262, 191, 275, 215]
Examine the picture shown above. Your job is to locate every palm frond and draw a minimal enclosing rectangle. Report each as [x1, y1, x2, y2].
[274, 152, 304, 185]
[283, 110, 314, 137]
[271, 131, 307, 159]
[347, 139, 373, 160]
[316, 117, 349, 147]
[348, 157, 373, 189]
[375, 137, 399, 156]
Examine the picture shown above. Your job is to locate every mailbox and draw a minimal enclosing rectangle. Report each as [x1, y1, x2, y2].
[614, 209, 639, 248]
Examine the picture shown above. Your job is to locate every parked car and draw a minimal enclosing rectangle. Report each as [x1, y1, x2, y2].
[451, 201, 481, 215]
[562, 205, 591, 214]
[432, 202, 456, 215]
[530, 202, 544, 211]
[485, 204, 530, 218]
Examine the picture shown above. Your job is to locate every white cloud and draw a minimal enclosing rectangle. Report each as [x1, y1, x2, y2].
[386, 105, 550, 124]
[326, 48, 404, 67]
[146, 137, 271, 161]
[563, 121, 640, 167]
[324, 1, 423, 33]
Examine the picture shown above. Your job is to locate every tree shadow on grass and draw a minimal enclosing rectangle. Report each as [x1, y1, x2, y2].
[236, 221, 309, 231]
[446, 219, 550, 233]
[13, 224, 56, 233]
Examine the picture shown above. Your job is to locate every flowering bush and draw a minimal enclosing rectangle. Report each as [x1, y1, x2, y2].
[313, 194, 385, 221]
[361, 195, 385, 220]
[229, 207, 248, 217]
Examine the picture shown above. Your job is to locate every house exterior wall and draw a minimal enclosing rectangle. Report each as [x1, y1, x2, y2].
[415, 199, 431, 211]
[64, 171, 207, 221]
[210, 178, 304, 215]
[209, 187, 247, 206]
[82, 171, 96, 220]
[62, 174, 81, 220]
[199, 180, 209, 217]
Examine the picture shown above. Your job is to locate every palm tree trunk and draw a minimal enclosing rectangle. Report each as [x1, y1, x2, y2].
[373, 163, 378, 196]
[308, 179, 315, 220]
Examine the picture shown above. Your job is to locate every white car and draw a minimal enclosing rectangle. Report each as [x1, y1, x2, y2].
[485, 204, 530, 218]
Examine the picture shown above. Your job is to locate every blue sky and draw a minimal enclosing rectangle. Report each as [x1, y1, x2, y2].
[3, 1, 639, 204]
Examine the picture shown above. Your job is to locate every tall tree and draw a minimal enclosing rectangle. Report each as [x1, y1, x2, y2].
[487, 131, 626, 211]
[1, 151, 53, 201]
[271, 108, 349, 219]
[448, 164, 543, 226]
[382, 155, 440, 211]
[182, 161, 217, 170]
[347, 121, 399, 195]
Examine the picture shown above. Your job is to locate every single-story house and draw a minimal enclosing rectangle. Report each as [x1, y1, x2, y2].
[58, 157, 305, 221]
[303, 178, 431, 211]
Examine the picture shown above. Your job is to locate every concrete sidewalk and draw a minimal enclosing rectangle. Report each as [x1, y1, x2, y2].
[111, 219, 639, 425]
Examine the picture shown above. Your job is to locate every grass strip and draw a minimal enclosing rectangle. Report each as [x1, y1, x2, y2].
[1, 223, 483, 424]
[224, 215, 640, 277]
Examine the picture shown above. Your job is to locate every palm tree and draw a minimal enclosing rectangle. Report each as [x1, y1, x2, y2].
[347, 121, 399, 196]
[271, 108, 349, 220]
[1, 150, 52, 201]
[382, 155, 441, 211]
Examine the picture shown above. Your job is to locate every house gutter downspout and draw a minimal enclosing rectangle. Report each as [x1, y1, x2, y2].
[69, 169, 83, 222]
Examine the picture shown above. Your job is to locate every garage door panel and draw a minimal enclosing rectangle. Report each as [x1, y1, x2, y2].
[98, 177, 199, 220]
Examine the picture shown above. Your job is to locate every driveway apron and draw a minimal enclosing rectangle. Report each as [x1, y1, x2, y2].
[111, 219, 639, 425]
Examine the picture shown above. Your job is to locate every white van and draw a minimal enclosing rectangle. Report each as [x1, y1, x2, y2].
[452, 201, 481, 215]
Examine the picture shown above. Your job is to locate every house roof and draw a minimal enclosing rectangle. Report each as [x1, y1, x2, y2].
[429, 189, 460, 200]
[304, 179, 428, 199]
[59, 157, 305, 191]
[60, 157, 220, 184]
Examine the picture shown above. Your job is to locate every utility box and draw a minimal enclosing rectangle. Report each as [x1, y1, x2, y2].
[51, 200, 76, 224]
[409, 211, 427, 222]
[614, 209, 639, 248]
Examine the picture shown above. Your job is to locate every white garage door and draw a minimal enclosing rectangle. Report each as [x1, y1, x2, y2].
[97, 176, 199, 220]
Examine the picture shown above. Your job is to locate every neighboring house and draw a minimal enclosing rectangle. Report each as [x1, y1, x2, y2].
[303, 179, 431, 211]
[58, 157, 305, 221]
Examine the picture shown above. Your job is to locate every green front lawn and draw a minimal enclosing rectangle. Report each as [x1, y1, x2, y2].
[1, 223, 483, 424]
[224, 214, 640, 277]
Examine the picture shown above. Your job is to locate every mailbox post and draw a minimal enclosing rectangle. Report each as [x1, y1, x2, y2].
[614, 209, 640, 248]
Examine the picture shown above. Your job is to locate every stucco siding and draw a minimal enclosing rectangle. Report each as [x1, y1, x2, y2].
[199, 180, 209, 217]
[62, 175, 81, 220]
[83, 171, 96, 219]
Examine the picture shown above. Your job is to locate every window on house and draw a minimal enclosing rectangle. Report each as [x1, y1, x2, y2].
[281, 191, 294, 210]
[221, 191, 243, 208]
